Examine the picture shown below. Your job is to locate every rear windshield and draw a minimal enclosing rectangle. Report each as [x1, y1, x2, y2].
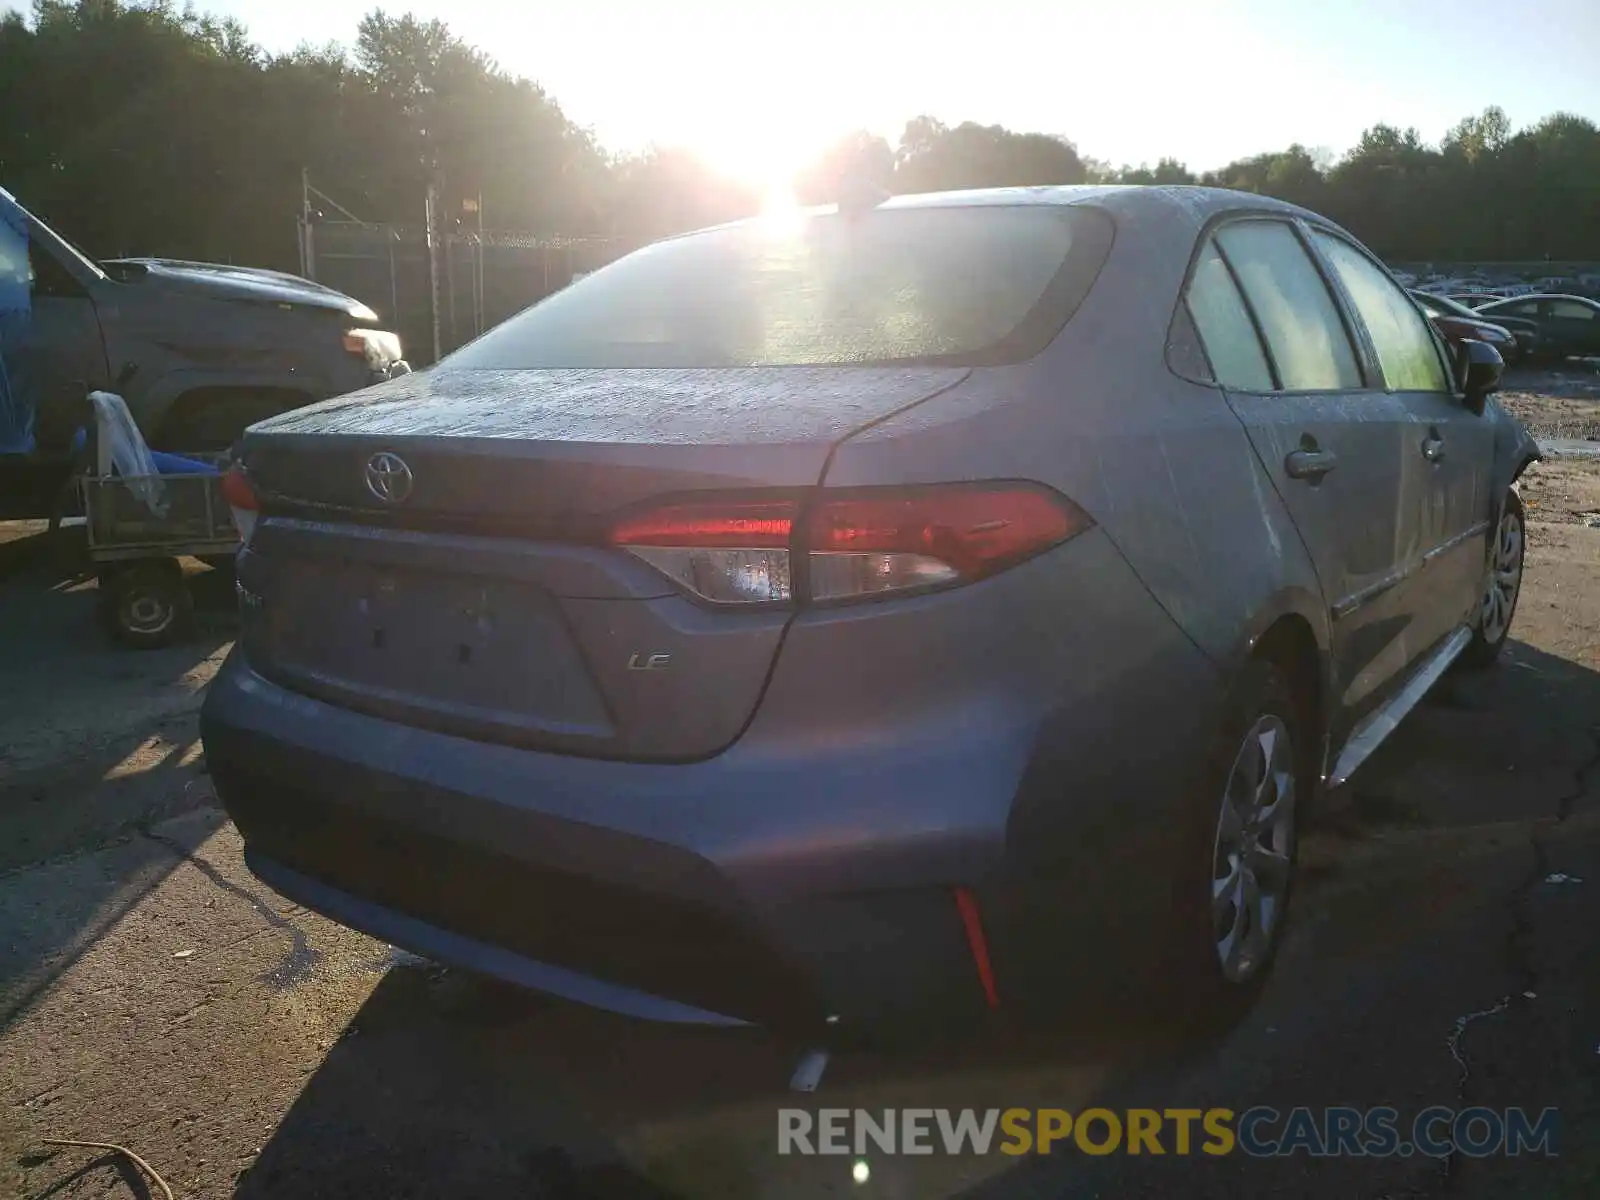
[445, 205, 1113, 369]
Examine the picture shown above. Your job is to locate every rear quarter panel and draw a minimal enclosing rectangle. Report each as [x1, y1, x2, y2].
[826, 191, 1329, 679]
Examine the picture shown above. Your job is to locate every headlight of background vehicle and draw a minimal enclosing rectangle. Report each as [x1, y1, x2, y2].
[342, 328, 404, 370]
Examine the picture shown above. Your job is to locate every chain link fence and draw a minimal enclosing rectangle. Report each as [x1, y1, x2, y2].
[303, 220, 625, 366]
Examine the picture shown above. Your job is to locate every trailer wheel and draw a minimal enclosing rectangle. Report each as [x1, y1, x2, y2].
[100, 560, 193, 649]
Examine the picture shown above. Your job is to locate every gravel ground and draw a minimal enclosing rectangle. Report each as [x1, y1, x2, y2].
[1, 389, 1598, 1199]
[1498, 361, 1600, 442]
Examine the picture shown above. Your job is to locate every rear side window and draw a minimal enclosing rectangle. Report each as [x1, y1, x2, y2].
[1215, 221, 1362, 391]
[1549, 299, 1597, 320]
[1312, 232, 1448, 393]
[446, 206, 1114, 369]
[1184, 240, 1273, 391]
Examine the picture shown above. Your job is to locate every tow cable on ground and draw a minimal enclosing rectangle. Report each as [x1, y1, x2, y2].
[40, 1137, 176, 1200]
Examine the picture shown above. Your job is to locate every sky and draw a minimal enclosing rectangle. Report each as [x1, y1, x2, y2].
[7, 0, 1599, 187]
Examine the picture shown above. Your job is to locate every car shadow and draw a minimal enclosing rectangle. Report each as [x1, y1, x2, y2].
[231, 970, 1184, 1199]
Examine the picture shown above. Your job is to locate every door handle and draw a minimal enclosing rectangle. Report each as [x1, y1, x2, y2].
[1421, 435, 1445, 462]
[1285, 448, 1338, 480]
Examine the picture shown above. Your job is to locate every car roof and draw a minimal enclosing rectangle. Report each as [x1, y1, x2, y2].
[879, 184, 1330, 224]
[1482, 293, 1596, 304]
[676, 184, 1331, 241]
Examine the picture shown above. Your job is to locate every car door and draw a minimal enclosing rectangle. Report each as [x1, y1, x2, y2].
[18, 219, 110, 455]
[1483, 298, 1546, 348]
[1192, 219, 1420, 727]
[1544, 298, 1600, 356]
[1309, 229, 1490, 656]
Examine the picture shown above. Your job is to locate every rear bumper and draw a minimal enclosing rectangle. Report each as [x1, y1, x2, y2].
[245, 853, 755, 1026]
[204, 657, 1041, 1035]
[202, 531, 1224, 1035]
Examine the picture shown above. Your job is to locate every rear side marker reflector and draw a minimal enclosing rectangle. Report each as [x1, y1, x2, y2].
[607, 484, 1091, 606]
[954, 886, 1000, 1009]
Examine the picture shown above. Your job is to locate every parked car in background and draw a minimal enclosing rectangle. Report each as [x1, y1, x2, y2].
[1450, 292, 1506, 308]
[202, 186, 1540, 1046]
[0, 187, 408, 515]
[1410, 290, 1523, 364]
[1475, 294, 1600, 363]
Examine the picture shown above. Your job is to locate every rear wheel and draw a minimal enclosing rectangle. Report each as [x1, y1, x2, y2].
[1461, 489, 1525, 669]
[1164, 660, 1302, 1027]
[100, 559, 193, 649]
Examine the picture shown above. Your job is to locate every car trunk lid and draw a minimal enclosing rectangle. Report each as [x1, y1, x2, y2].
[242, 367, 967, 523]
[235, 365, 969, 760]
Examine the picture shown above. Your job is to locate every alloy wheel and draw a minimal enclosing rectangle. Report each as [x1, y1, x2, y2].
[1480, 506, 1524, 645]
[1211, 714, 1296, 984]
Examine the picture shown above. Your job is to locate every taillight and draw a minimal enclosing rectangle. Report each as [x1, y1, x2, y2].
[807, 485, 1087, 601]
[220, 464, 258, 512]
[221, 463, 259, 545]
[609, 498, 797, 603]
[607, 484, 1091, 606]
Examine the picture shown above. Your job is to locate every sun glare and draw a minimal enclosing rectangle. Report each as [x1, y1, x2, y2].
[762, 182, 799, 213]
[759, 179, 807, 236]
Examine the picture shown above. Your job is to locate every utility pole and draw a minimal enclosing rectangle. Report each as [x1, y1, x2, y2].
[475, 192, 485, 337]
[425, 184, 442, 365]
[299, 167, 315, 280]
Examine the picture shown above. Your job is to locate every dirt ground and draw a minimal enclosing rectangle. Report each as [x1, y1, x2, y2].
[1, 380, 1598, 1199]
[1498, 360, 1600, 442]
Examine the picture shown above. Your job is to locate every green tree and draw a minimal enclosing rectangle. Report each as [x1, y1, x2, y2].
[893, 118, 1086, 193]
[794, 130, 894, 205]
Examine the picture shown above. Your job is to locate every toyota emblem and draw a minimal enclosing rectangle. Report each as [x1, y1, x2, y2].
[365, 451, 414, 504]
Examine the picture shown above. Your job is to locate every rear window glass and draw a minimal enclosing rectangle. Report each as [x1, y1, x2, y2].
[445, 206, 1112, 369]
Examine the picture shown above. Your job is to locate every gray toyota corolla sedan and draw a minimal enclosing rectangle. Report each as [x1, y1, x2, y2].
[202, 185, 1539, 1042]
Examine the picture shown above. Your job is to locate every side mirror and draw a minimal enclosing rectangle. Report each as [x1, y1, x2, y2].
[1455, 339, 1503, 416]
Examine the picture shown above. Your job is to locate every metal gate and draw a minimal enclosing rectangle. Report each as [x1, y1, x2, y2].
[298, 183, 622, 366]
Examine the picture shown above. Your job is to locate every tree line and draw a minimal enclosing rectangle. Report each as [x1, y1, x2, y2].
[3, 1, 1598, 274]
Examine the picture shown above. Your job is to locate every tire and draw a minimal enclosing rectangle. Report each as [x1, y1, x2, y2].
[155, 391, 303, 453]
[1160, 659, 1304, 1029]
[1460, 488, 1525, 670]
[99, 559, 193, 649]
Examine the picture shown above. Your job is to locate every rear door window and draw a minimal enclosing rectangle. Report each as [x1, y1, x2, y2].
[1312, 231, 1448, 393]
[1215, 221, 1363, 391]
[1183, 240, 1273, 390]
[1549, 299, 1597, 321]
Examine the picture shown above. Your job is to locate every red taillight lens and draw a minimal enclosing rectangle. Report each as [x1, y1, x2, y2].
[221, 464, 259, 546]
[608, 484, 1091, 606]
[807, 484, 1088, 600]
[220, 464, 259, 511]
[607, 499, 794, 549]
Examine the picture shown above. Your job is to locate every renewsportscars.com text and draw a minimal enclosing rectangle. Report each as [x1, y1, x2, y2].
[777, 1106, 1558, 1158]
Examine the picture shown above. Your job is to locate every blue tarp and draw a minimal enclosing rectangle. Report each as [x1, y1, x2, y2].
[0, 193, 34, 455]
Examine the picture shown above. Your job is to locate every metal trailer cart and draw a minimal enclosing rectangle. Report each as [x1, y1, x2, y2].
[80, 456, 239, 647]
